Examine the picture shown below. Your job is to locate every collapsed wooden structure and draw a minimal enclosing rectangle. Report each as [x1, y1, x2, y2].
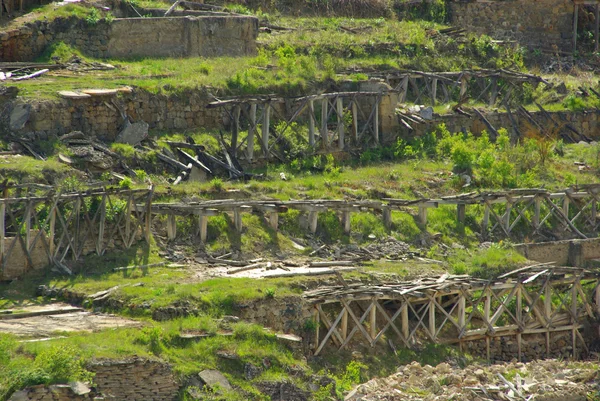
[149, 184, 600, 243]
[207, 91, 384, 161]
[304, 266, 600, 360]
[0, 185, 152, 278]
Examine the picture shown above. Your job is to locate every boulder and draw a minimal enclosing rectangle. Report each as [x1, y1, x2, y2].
[198, 369, 233, 392]
[9, 104, 31, 131]
[116, 121, 148, 146]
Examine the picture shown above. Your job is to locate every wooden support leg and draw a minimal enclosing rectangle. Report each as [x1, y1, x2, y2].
[0, 201, 5, 266]
[308, 211, 318, 234]
[321, 99, 329, 148]
[198, 215, 208, 243]
[383, 207, 392, 229]
[268, 212, 279, 231]
[482, 203, 490, 237]
[231, 105, 241, 158]
[533, 196, 541, 229]
[418, 206, 427, 225]
[431, 78, 438, 106]
[401, 303, 409, 343]
[262, 104, 270, 158]
[573, 4, 579, 55]
[234, 209, 243, 233]
[247, 103, 256, 161]
[370, 299, 377, 342]
[167, 214, 177, 240]
[429, 299, 436, 341]
[563, 197, 570, 220]
[308, 100, 316, 148]
[373, 102, 379, 145]
[341, 308, 348, 341]
[337, 97, 345, 151]
[592, 199, 597, 227]
[341, 211, 351, 234]
[504, 202, 512, 234]
[457, 204, 466, 234]
[596, 4, 599, 53]
[314, 307, 320, 352]
[351, 101, 358, 143]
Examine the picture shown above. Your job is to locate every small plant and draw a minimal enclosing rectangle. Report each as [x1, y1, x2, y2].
[85, 8, 101, 25]
[210, 178, 224, 192]
[134, 169, 148, 182]
[119, 177, 133, 189]
[104, 12, 114, 23]
[264, 288, 276, 299]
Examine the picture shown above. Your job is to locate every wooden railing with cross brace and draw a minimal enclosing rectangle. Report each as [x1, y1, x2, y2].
[0, 187, 153, 280]
[207, 91, 385, 161]
[304, 266, 600, 361]
[147, 184, 600, 244]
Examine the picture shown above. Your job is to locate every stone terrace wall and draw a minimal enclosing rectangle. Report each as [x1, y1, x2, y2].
[8, 358, 179, 401]
[408, 109, 600, 142]
[448, 0, 574, 51]
[0, 15, 258, 62]
[14, 89, 225, 141]
[514, 238, 600, 267]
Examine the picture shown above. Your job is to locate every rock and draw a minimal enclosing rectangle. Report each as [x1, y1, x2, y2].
[116, 121, 148, 145]
[419, 106, 434, 120]
[69, 381, 91, 395]
[8, 390, 29, 401]
[436, 362, 452, 374]
[257, 381, 309, 401]
[197, 369, 233, 392]
[9, 104, 31, 131]
[244, 363, 262, 381]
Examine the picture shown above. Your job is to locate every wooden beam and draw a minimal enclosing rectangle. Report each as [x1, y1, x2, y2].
[351, 101, 359, 143]
[383, 207, 392, 229]
[373, 101, 379, 144]
[167, 214, 177, 240]
[231, 105, 241, 157]
[198, 214, 208, 243]
[573, 4, 579, 54]
[342, 211, 351, 234]
[308, 210, 318, 234]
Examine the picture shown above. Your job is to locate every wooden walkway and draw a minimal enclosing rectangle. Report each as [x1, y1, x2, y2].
[149, 184, 600, 243]
[304, 266, 600, 359]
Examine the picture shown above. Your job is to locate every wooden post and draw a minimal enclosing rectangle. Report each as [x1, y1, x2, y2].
[373, 101, 379, 145]
[314, 307, 320, 352]
[268, 212, 279, 231]
[308, 210, 318, 234]
[341, 306, 348, 341]
[572, 282, 578, 358]
[485, 290, 491, 361]
[418, 206, 427, 225]
[125, 198, 132, 247]
[563, 197, 570, 220]
[460, 75, 468, 101]
[431, 78, 438, 106]
[533, 196, 541, 229]
[337, 97, 345, 151]
[262, 103, 270, 158]
[0, 201, 5, 265]
[342, 211, 351, 234]
[231, 105, 241, 157]
[308, 100, 316, 148]
[97, 196, 106, 255]
[401, 302, 409, 342]
[489, 78, 498, 107]
[198, 214, 208, 243]
[457, 203, 466, 234]
[167, 214, 177, 240]
[144, 191, 152, 243]
[458, 295, 466, 330]
[482, 203, 490, 235]
[594, 3, 600, 53]
[321, 99, 329, 148]
[351, 101, 359, 142]
[592, 198, 597, 227]
[429, 298, 436, 340]
[234, 208, 243, 233]
[383, 207, 392, 229]
[48, 206, 56, 256]
[247, 103, 256, 161]
[24, 202, 31, 250]
[400, 76, 409, 102]
[504, 202, 512, 234]
[516, 285, 522, 362]
[370, 299, 377, 341]
[573, 3, 579, 54]
[545, 283, 552, 357]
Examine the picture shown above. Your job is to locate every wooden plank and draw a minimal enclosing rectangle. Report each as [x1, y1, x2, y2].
[341, 308, 348, 341]
[351, 101, 359, 142]
[370, 299, 377, 341]
[573, 4, 579, 54]
[247, 104, 256, 161]
[431, 78, 438, 106]
[429, 298, 436, 340]
[308, 100, 316, 147]
[231, 105, 241, 157]
[167, 214, 177, 240]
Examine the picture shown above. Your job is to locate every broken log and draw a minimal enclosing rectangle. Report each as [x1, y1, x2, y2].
[11, 69, 49, 81]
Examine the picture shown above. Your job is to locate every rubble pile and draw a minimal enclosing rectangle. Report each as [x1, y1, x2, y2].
[346, 359, 599, 401]
[311, 237, 417, 261]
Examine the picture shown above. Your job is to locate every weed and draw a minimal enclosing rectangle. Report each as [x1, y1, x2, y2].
[119, 177, 133, 189]
[264, 288, 276, 299]
[85, 8, 101, 25]
[210, 178, 224, 192]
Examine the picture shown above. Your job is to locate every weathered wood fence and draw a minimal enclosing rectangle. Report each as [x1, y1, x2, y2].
[148, 185, 600, 243]
[0, 187, 152, 279]
[207, 91, 384, 161]
[304, 266, 600, 360]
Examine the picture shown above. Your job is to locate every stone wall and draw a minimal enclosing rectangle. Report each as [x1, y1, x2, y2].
[8, 358, 179, 401]
[236, 296, 313, 334]
[514, 238, 600, 267]
[0, 15, 258, 62]
[407, 109, 600, 143]
[448, 0, 574, 51]
[0, 232, 52, 281]
[463, 329, 594, 362]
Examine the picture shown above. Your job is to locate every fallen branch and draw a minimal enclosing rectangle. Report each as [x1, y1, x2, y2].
[11, 69, 49, 81]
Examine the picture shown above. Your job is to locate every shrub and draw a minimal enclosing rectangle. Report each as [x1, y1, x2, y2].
[85, 8, 100, 25]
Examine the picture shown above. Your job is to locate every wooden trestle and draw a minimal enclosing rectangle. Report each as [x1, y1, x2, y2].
[149, 184, 600, 243]
[304, 266, 600, 359]
[0, 185, 153, 276]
